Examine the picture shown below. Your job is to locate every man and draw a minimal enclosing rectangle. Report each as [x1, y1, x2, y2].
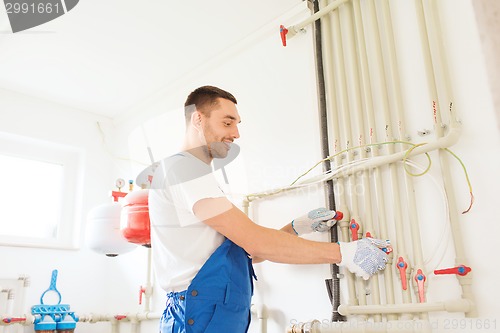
[149, 86, 389, 333]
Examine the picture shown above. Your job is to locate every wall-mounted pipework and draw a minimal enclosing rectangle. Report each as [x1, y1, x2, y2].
[276, 0, 477, 331]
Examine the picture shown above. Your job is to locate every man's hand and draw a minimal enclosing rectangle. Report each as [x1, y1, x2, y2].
[337, 238, 390, 280]
[291, 207, 343, 236]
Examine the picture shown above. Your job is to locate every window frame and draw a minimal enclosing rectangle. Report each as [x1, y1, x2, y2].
[0, 131, 83, 250]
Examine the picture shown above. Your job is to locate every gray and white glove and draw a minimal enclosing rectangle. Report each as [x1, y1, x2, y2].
[337, 238, 390, 280]
[291, 207, 343, 236]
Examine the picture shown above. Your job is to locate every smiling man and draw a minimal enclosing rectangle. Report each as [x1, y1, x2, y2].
[148, 85, 390, 333]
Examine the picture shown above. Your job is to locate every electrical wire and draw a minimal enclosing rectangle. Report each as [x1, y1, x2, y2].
[289, 140, 432, 186]
[443, 148, 474, 214]
[404, 160, 450, 272]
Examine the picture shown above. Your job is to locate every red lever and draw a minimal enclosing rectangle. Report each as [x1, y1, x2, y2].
[434, 265, 471, 276]
[280, 25, 288, 47]
[139, 286, 146, 305]
[115, 315, 127, 321]
[2, 317, 26, 324]
[364, 232, 392, 254]
[414, 269, 426, 303]
[111, 191, 127, 202]
[349, 219, 360, 240]
[334, 211, 343, 220]
[397, 257, 408, 290]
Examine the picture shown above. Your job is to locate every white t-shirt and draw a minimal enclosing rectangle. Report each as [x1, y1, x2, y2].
[149, 152, 225, 292]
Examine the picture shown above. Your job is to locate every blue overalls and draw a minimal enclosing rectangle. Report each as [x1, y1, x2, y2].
[160, 238, 257, 333]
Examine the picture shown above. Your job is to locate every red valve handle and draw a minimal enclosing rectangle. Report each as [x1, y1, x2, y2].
[111, 190, 127, 202]
[139, 286, 146, 305]
[364, 232, 392, 254]
[115, 315, 127, 320]
[280, 25, 288, 47]
[2, 317, 26, 324]
[349, 219, 360, 241]
[434, 265, 471, 276]
[397, 257, 408, 290]
[334, 211, 343, 220]
[414, 269, 426, 303]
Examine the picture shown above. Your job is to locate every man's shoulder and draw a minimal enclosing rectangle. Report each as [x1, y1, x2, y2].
[153, 152, 212, 186]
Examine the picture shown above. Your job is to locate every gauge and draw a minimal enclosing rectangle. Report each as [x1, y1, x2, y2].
[115, 178, 126, 189]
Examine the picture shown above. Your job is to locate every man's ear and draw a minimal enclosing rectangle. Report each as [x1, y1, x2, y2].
[191, 111, 203, 129]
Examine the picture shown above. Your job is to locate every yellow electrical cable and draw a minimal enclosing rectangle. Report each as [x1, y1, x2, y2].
[245, 140, 473, 214]
[289, 140, 432, 186]
[402, 143, 432, 177]
[443, 147, 474, 214]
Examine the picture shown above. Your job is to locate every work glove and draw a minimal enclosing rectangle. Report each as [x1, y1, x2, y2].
[291, 207, 343, 236]
[337, 238, 390, 280]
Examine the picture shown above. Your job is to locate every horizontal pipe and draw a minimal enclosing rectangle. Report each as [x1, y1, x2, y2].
[332, 122, 461, 178]
[285, 0, 349, 39]
[287, 319, 434, 333]
[338, 298, 472, 316]
[0, 312, 162, 326]
[246, 121, 461, 201]
[78, 312, 162, 323]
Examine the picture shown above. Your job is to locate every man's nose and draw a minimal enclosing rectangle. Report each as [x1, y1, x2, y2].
[231, 126, 240, 139]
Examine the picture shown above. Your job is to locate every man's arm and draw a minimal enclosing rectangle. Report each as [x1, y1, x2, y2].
[193, 197, 341, 264]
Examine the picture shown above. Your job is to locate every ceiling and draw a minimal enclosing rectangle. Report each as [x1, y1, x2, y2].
[0, 0, 303, 120]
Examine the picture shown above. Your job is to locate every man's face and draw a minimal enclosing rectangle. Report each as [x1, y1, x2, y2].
[201, 98, 241, 159]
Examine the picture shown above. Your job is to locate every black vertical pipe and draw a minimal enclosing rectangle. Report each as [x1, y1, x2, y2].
[309, 0, 346, 322]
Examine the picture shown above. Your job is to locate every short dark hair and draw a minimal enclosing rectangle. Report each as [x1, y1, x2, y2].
[184, 86, 237, 123]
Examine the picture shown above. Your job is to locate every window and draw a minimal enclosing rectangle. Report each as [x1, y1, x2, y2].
[0, 131, 83, 249]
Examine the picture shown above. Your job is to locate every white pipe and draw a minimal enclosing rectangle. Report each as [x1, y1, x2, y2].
[374, 0, 429, 318]
[130, 319, 140, 333]
[77, 312, 162, 323]
[368, 0, 415, 318]
[4, 288, 14, 333]
[351, 0, 397, 318]
[330, 1, 369, 314]
[111, 320, 120, 333]
[417, 0, 476, 318]
[144, 247, 153, 313]
[332, 121, 461, 179]
[244, 121, 461, 204]
[16, 276, 29, 333]
[338, 298, 472, 315]
[382, 0, 429, 287]
[286, 0, 349, 39]
[341, 0, 387, 321]
[287, 319, 435, 333]
[251, 303, 268, 333]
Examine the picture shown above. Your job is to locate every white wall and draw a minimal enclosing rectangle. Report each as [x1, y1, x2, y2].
[0, 88, 152, 333]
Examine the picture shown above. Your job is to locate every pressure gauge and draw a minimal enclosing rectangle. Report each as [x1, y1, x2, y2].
[115, 178, 126, 190]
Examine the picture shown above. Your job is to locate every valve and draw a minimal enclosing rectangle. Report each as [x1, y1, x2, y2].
[111, 191, 126, 202]
[139, 286, 146, 305]
[280, 25, 288, 47]
[114, 315, 127, 321]
[434, 265, 471, 276]
[396, 257, 408, 290]
[364, 232, 392, 254]
[414, 269, 426, 303]
[349, 219, 360, 240]
[2, 317, 26, 324]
